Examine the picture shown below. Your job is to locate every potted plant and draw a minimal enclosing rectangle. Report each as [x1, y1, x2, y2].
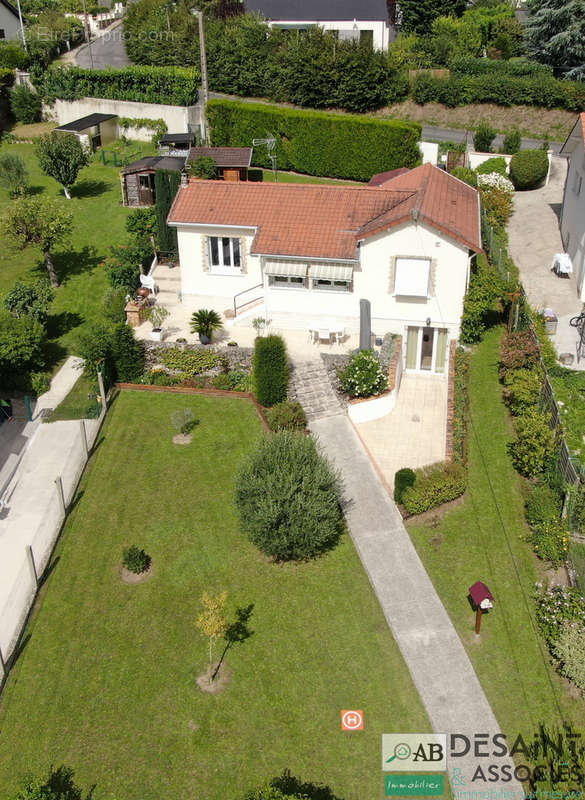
[190, 308, 223, 344]
[146, 304, 170, 341]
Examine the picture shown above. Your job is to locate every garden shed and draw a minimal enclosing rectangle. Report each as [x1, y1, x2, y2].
[158, 133, 196, 156]
[54, 113, 118, 152]
[187, 146, 253, 182]
[121, 156, 186, 206]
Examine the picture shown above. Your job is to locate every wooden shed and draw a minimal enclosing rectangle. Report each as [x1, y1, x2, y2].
[158, 132, 196, 156]
[120, 156, 186, 207]
[187, 146, 253, 182]
[54, 113, 118, 152]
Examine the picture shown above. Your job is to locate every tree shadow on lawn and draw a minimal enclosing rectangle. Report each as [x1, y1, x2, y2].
[46, 311, 84, 340]
[26, 185, 46, 197]
[70, 179, 112, 199]
[53, 245, 101, 284]
[271, 769, 345, 800]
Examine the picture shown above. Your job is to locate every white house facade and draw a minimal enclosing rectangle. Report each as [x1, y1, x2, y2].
[245, 0, 393, 50]
[0, 0, 23, 41]
[560, 113, 585, 300]
[168, 164, 481, 376]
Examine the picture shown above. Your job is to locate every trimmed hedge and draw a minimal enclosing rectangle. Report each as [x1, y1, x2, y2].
[394, 468, 416, 505]
[253, 335, 289, 407]
[449, 57, 553, 78]
[509, 149, 549, 191]
[39, 65, 200, 106]
[207, 99, 422, 182]
[402, 462, 467, 515]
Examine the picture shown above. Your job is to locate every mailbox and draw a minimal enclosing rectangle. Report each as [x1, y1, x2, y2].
[469, 581, 494, 635]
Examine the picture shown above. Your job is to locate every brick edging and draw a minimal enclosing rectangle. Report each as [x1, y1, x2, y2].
[445, 340, 457, 462]
[388, 336, 402, 393]
[115, 382, 270, 431]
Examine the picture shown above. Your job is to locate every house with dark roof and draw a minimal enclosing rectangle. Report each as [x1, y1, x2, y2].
[166, 164, 481, 374]
[121, 156, 187, 207]
[187, 146, 253, 182]
[54, 114, 118, 152]
[560, 113, 585, 299]
[0, 0, 23, 41]
[245, 0, 393, 50]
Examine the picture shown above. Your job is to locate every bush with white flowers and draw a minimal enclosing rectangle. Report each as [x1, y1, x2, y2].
[338, 349, 388, 398]
[478, 172, 515, 195]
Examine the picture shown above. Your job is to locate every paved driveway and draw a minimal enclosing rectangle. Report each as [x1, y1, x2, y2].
[75, 21, 131, 69]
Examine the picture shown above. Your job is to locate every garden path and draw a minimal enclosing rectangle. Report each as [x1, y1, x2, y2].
[288, 360, 343, 422]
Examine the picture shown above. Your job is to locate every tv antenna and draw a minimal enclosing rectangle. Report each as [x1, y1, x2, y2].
[252, 136, 278, 181]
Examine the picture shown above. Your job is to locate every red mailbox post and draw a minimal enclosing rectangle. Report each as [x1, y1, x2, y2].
[469, 581, 494, 635]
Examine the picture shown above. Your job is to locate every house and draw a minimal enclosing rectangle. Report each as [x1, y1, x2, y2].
[0, 0, 23, 41]
[245, 0, 393, 50]
[560, 113, 585, 299]
[167, 164, 481, 375]
[121, 156, 186, 206]
[54, 113, 118, 152]
[187, 146, 253, 182]
[158, 132, 196, 156]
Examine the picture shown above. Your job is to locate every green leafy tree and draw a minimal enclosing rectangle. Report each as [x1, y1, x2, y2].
[0, 152, 29, 197]
[473, 121, 497, 153]
[3, 279, 54, 323]
[154, 169, 180, 254]
[10, 84, 42, 123]
[398, 0, 467, 35]
[525, 0, 585, 79]
[509, 409, 555, 477]
[1, 196, 73, 287]
[36, 132, 90, 199]
[191, 155, 218, 179]
[0, 309, 46, 385]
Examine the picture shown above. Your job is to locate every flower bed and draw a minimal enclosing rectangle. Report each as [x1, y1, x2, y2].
[141, 342, 254, 393]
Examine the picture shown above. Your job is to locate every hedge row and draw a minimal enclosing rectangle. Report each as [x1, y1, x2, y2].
[411, 72, 585, 111]
[207, 99, 422, 182]
[449, 57, 553, 78]
[39, 65, 200, 106]
[0, 68, 14, 132]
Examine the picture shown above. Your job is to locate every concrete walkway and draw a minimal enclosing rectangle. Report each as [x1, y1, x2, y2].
[289, 360, 343, 421]
[508, 157, 585, 367]
[312, 414, 523, 797]
[357, 374, 447, 485]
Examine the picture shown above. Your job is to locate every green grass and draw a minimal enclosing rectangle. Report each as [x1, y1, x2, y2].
[261, 169, 362, 186]
[0, 391, 431, 800]
[0, 141, 155, 369]
[548, 369, 585, 468]
[46, 372, 99, 421]
[408, 327, 584, 742]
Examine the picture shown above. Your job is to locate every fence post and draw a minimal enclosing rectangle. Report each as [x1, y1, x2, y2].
[97, 371, 107, 410]
[79, 419, 88, 456]
[26, 545, 38, 588]
[55, 475, 66, 516]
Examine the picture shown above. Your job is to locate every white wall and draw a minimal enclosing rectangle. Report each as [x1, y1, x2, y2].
[270, 19, 390, 51]
[46, 97, 201, 141]
[419, 141, 439, 166]
[468, 151, 512, 172]
[561, 144, 585, 300]
[0, 3, 22, 40]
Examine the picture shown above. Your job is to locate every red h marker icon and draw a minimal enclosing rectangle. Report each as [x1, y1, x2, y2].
[341, 710, 364, 731]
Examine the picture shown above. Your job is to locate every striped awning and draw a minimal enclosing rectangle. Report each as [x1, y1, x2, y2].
[309, 264, 353, 281]
[263, 261, 307, 278]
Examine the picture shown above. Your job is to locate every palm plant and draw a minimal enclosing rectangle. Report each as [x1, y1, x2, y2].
[190, 309, 223, 342]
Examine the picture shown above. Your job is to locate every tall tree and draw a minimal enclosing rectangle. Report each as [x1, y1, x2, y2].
[36, 132, 90, 199]
[398, 0, 467, 35]
[525, 0, 585, 79]
[1, 196, 73, 287]
[154, 169, 180, 255]
[196, 591, 228, 672]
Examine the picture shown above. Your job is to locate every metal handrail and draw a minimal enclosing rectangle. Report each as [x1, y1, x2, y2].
[233, 283, 263, 316]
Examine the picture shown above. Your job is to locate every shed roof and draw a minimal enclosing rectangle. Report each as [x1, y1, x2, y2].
[122, 156, 186, 175]
[159, 133, 196, 145]
[188, 146, 253, 168]
[245, 0, 388, 21]
[55, 113, 117, 132]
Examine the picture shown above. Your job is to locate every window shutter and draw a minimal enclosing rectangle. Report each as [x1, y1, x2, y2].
[201, 236, 209, 272]
[389, 256, 396, 294]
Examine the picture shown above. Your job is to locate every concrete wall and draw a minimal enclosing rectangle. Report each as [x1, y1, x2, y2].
[467, 151, 512, 172]
[47, 97, 201, 141]
[561, 142, 585, 299]
[0, 3, 22, 40]
[419, 141, 439, 166]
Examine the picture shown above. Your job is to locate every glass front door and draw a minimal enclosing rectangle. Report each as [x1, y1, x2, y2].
[405, 326, 448, 374]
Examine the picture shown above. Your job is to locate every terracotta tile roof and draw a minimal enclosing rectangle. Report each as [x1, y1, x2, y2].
[188, 147, 253, 168]
[168, 164, 481, 259]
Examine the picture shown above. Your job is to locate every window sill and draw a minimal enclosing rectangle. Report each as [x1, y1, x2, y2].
[208, 268, 244, 276]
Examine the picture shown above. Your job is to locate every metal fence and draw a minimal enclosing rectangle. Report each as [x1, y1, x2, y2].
[0, 376, 112, 688]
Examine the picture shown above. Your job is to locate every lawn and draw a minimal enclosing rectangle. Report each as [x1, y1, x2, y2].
[0, 141, 155, 369]
[0, 391, 432, 800]
[408, 327, 584, 743]
[261, 169, 361, 186]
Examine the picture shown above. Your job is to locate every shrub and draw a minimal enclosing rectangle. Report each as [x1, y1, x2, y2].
[402, 462, 467, 515]
[103, 239, 152, 292]
[75, 323, 114, 385]
[473, 121, 496, 153]
[111, 323, 145, 383]
[0, 153, 29, 197]
[535, 585, 585, 647]
[144, 369, 183, 386]
[10, 85, 42, 123]
[480, 184, 514, 230]
[509, 409, 555, 477]
[30, 371, 50, 397]
[191, 155, 218, 179]
[3, 279, 54, 323]
[502, 130, 521, 154]
[40, 65, 200, 106]
[452, 348, 470, 466]
[190, 308, 223, 342]
[266, 400, 307, 432]
[207, 99, 422, 182]
[234, 431, 343, 561]
[529, 519, 568, 567]
[159, 347, 218, 376]
[460, 253, 504, 345]
[338, 350, 388, 398]
[500, 331, 541, 375]
[102, 287, 128, 324]
[0, 42, 29, 70]
[509, 149, 548, 191]
[394, 467, 416, 504]
[0, 310, 46, 386]
[253, 335, 289, 407]
[553, 625, 585, 691]
[502, 368, 541, 415]
[476, 157, 508, 176]
[449, 57, 553, 78]
[451, 166, 477, 188]
[122, 545, 151, 574]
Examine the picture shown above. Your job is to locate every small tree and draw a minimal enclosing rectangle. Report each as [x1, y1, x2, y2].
[2, 196, 72, 288]
[170, 408, 196, 435]
[36, 132, 90, 199]
[3, 279, 54, 323]
[196, 591, 228, 672]
[191, 155, 218, 179]
[0, 153, 29, 197]
[10, 84, 42, 124]
[111, 323, 145, 382]
[473, 121, 497, 153]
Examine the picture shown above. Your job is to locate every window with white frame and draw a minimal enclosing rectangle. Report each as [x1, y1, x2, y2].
[269, 275, 306, 288]
[312, 278, 352, 292]
[394, 257, 431, 298]
[208, 236, 242, 272]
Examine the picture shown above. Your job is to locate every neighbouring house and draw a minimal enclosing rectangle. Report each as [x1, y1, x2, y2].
[560, 113, 585, 299]
[167, 163, 481, 375]
[0, 0, 23, 41]
[245, 0, 394, 50]
[158, 132, 196, 156]
[121, 156, 186, 206]
[54, 113, 118, 152]
[187, 146, 253, 182]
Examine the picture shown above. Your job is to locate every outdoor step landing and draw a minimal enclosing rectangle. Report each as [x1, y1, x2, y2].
[289, 360, 343, 422]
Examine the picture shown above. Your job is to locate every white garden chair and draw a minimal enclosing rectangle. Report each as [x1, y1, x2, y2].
[140, 274, 157, 297]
